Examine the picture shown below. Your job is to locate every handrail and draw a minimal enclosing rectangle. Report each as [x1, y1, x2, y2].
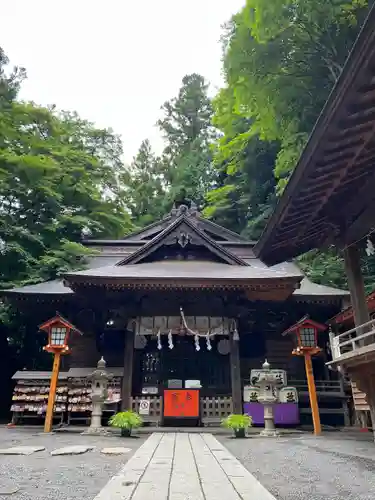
[243, 378, 343, 393]
[335, 318, 375, 340]
[289, 379, 343, 393]
[330, 319, 375, 360]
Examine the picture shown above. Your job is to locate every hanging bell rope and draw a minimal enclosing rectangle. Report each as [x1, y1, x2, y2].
[168, 330, 174, 350]
[157, 329, 162, 350]
[206, 332, 212, 351]
[366, 237, 375, 256]
[194, 334, 200, 351]
[179, 307, 218, 338]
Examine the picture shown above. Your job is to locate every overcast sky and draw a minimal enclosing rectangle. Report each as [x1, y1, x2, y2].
[2, 0, 245, 162]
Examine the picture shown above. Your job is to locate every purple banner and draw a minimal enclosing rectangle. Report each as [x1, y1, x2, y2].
[243, 402, 299, 425]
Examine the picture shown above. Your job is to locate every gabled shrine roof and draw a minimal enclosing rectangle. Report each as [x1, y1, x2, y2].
[116, 214, 248, 266]
[1, 201, 349, 301]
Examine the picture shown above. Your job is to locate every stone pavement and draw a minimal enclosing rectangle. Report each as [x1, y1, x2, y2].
[221, 433, 375, 500]
[0, 428, 144, 499]
[94, 432, 275, 500]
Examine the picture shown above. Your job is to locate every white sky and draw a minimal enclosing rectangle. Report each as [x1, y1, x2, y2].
[2, 0, 245, 163]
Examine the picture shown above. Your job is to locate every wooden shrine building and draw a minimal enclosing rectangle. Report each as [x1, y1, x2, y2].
[255, 5, 375, 432]
[4, 200, 350, 427]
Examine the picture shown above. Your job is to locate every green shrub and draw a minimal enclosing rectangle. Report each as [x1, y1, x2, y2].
[108, 411, 143, 436]
[221, 414, 252, 437]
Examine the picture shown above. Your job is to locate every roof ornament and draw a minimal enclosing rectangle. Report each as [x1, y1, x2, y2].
[177, 231, 191, 248]
[170, 203, 178, 217]
[170, 189, 200, 219]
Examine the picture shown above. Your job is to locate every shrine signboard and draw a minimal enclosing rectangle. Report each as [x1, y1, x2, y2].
[163, 389, 200, 419]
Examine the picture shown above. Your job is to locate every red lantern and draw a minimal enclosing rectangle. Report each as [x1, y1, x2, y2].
[282, 316, 326, 354]
[39, 313, 81, 354]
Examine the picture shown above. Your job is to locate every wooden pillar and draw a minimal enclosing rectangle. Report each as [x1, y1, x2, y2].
[343, 245, 374, 433]
[343, 244, 370, 329]
[44, 351, 61, 433]
[121, 328, 135, 411]
[367, 376, 375, 441]
[304, 353, 322, 435]
[230, 333, 242, 414]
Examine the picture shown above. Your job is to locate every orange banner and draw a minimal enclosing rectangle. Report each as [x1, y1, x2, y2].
[163, 389, 199, 418]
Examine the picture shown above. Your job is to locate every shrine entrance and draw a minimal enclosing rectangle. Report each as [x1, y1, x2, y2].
[160, 337, 231, 426]
[132, 313, 234, 426]
[161, 337, 231, 396]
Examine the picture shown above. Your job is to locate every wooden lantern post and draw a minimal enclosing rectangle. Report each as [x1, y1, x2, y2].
[282, 317, 327, 436]
[39, 314, 81, 433]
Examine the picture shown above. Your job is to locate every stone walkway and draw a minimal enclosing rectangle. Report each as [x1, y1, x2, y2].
[94, 432, 275, 500]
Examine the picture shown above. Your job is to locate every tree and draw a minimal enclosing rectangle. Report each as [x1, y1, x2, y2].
[216, 0, 369, 192]
[122, 74, 218, 224]
[0, 47, 26, 105]
[204, 87, 278, 239]
[205, 0, 375, 292]
[157, 73, 217, 208]
[0, 102, 133, 289]
[123, 139, 165, 227]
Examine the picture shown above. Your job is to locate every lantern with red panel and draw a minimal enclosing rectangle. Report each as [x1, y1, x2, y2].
[39, 314, 79, 354]
[282, 316, 326, 356]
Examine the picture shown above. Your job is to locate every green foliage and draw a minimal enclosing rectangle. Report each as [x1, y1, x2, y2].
[0, 65, 133, 291]
[298, 248, 348, 290]
[298, 247, 375, 293]
[205, 0, 375, 291]
[121, 139, 165, 227]
[222, 0, 369, 191]
[203, 85, 278, 239]
[109, 411, 143, 430]
[123, 73, 217, 224]
[221, 413, 252, 430]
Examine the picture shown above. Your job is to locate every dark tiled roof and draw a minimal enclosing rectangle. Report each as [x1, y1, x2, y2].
[67, 367, 124, 378]
[294, 277, 348, 297]
[12, 371, 69, 380]
[3, 280, 73, 295]
[65, 260, 303, 281]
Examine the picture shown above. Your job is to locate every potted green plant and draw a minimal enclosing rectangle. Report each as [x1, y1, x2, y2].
[221, 414, 252, 438]
[108, 411, 143, 437]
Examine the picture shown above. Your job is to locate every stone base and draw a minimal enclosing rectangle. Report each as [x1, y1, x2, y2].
[51, 445, 94, 456]
[260, 429, 280, 437]
[0, 446, 45, 455]
[82, 427, 110, 436]
[101, 447, 131, 455]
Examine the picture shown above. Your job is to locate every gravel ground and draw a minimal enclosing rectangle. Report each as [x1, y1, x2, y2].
[0, 427, 146, 500]
[219, 432, 375, 500]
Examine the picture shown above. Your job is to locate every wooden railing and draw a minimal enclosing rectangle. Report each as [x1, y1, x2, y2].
[243, 378, 343, 395]
[130, 396, 233, 426]
[289, 379, 344, 396]
[330, 318, 375, 360]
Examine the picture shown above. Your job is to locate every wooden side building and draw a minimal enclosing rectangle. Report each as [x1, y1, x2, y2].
[254, 4, 375, 433]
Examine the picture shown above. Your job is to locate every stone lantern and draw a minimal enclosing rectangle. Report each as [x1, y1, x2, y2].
[86, 357, 111, 435]
[256, 360, 285, 437]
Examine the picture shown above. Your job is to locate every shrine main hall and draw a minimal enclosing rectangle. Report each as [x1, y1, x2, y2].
[4, 201, 350, 427]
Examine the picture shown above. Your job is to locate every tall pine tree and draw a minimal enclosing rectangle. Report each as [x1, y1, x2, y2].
[158, 73, 217, 208]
